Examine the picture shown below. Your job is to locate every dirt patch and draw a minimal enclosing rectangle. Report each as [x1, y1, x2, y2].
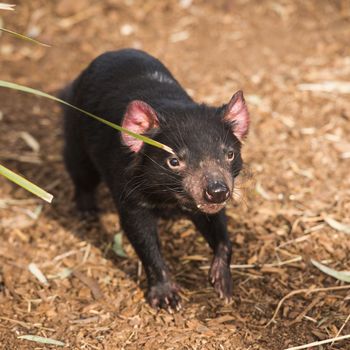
[1, 0, 350, 349]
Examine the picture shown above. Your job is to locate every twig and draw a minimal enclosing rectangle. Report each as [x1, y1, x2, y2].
[332, 314, 350, 346]
[265, 285, 350, 327]
[284, 333, 350, 350]
[199, 256, 302, 270]
[0, 151, 41, 164]
[52, 249, 78, 262]
[20, 131, 40, 152]
[80, 340, 100, 350]
[58, 4, 102, 29]
[298, 81, 350, 94]
[288, 295, 321, 325]
[70, 316, 99, 324]
[0, 3, 16, 11]
[0, 316, 55, 331]
[72, 270, 104, 300]
[276, 232, 316, 250]
[28, 263, 49, 286]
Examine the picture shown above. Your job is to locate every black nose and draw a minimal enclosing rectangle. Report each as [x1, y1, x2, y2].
[204, 181, 230, 204]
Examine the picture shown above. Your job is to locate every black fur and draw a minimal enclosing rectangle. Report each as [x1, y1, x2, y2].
[62, 49, 246, 309]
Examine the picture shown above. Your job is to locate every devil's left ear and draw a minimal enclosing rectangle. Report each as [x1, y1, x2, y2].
[121, 100, 160, 153]
[222, 90, 250, 141]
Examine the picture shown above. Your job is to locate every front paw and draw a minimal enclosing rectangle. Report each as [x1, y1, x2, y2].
[147, 281, 181, 311]
[209, 257, 233, 302]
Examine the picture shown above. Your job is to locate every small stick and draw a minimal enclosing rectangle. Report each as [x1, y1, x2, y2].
[0, 3, 15, 11]
[284, 333, 350, 350]
[0, 316, 55, 331]
[298, 81, 350, 94]
[137, 261, 142, 285]
[276, 233, 314, 249]
[265, 285, 350, 327]
[332, 313, 350, 346]
[72, 270, 103, 300]
[199, 256, 302, 270]
[52, 250, 78, 262]
[288, 295, 321, 325]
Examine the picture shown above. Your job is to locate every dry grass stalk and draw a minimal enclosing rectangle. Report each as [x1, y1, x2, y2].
[0, 316, 55, 331]
[298, 81, 350, 94]
[200, 256, 302, 270]
[0, 3, 15, 11]
[332, 313, 350, 346]
[284, 333, 350, 350]
[266, 285, 350, 327]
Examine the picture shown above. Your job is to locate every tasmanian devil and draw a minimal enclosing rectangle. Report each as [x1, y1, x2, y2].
[61, 48, 250, 310]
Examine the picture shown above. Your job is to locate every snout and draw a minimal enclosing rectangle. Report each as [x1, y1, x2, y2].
[204, 180, 230, 204]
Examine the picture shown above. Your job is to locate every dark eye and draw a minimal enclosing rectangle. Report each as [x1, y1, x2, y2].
[167, 157, 180, 168]
[227, 150, 235, 161]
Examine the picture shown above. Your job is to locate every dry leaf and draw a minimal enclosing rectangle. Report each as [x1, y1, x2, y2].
[311, 259, 350, 283]
[324, 217, 350, 234]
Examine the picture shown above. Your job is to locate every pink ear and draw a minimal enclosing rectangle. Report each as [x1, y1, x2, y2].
[121, 100, 159, 152]
[223, 90, 250, 141]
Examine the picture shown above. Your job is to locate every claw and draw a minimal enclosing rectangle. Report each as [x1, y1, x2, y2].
[225, 297, 231, 304]
[209, 256, 233, 301]
[147, 282, 181, 311]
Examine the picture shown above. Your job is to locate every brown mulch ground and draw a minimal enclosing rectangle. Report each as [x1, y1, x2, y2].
[1, 1, 350, 349]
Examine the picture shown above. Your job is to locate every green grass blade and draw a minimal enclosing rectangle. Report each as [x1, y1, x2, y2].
[0, 164, 53, 203]
[0, 28, 50, 47]
[112, 232, 127, 258]
[18, 335, 65, 346]
[0, 80, 174, 154]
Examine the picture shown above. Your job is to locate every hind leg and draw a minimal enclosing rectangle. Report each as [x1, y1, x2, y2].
[63, 144, 101, 215]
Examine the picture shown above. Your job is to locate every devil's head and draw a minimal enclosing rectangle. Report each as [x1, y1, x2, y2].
[121, 91, 250, 214]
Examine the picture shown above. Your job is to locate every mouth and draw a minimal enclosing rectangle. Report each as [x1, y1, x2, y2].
[196, 201, 227, 214]
[175, 194, 227, 214]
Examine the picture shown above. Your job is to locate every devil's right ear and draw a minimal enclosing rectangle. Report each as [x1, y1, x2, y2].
[121, 100, 160, 153]
[222, 90, 250, 142]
